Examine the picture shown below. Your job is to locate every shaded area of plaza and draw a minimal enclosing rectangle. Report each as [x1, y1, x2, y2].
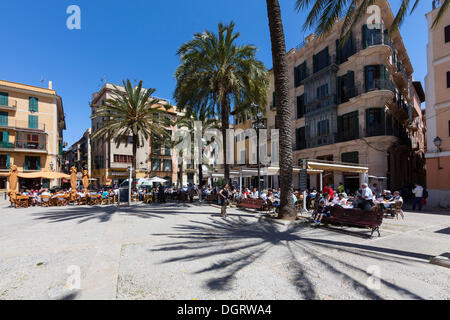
[0, 202, 449, 300]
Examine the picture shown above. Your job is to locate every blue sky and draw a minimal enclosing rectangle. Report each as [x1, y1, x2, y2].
[1, 0, 430, 146]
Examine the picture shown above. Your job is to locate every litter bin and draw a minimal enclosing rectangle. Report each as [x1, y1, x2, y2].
[120, 188, 129, 203]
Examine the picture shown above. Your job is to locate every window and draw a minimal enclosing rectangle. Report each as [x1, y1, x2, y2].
[337, 111, 359, 142]
[0, 111, 8, 126]
[445, 25, 450, 43]
[295, 127, 306, 150]
[163, 159, 172, 172]
[0, 92, 8, 106]
[364, 65, 389, 91]
[341, 151, 359, 164]
[336, 35, 354, 64]
[152, 159, 161, 171]
[29, 97, 38, 112]
[313, 47, 329, 73]
[296, 95, 305, 118]
[24, 156, 40, 170]
[15, 132, 46, 150]
[337, 71, 355, 103]
[317, 120, 329, 136]
[362, 24, 383, 48]
[316, 84, 328, 99]
[366, 108, 385, 137]
[0, 177, 6, 189]
[94, 155, 104, 169]
[294, 62, 308, 87]
[113, 154, 133, 163]
[0, 154, 10, 169]
[28, 115, 38, 129]
[447, 71, 450, 88]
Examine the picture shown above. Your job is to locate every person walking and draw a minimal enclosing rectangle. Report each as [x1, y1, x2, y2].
[218, 184, 230, 217]
[412, 183, 424, 211]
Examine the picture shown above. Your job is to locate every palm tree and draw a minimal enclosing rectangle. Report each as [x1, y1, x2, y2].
[265, 0, 297, 220]
[175, 22, 268, 185]
[91, 79, 170, 194]
[176, 103, 220, 187]
[296, 0, 449, 43]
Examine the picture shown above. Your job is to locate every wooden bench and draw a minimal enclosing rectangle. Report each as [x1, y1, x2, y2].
[321, 205, 384, 237]
[237, 198, 265, 210]
[205, 194, 218, 203]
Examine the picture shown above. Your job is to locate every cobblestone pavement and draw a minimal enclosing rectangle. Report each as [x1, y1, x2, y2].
[0, 202, 449, 300]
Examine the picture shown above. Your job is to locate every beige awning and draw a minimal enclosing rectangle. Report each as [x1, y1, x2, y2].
[306, 161, 368, 174]
[17, 172, 70, 179]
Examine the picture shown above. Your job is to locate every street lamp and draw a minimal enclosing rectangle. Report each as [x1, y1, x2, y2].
[433, 136, 443, 170]
[252, 103, 265, 195]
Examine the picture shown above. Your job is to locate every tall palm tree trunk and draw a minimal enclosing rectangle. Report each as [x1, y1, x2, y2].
[266, 0, 296, 220]
[221, 99, 230, 185]
[132, 134, 138, 194]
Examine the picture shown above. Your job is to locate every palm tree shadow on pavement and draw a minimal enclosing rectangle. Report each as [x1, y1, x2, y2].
[150, 216, 425, 299]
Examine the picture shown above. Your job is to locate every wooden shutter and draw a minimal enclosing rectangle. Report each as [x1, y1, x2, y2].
[0, 111, 8, 126]
[447, 71, 450, 88]
[336, 76, 342, 103]
[353, 111, 359, 138]
[336, 39, 341, 64]
[24, 156, 29, 170]
[445, 25, 450, 43]
[37, 157, 41, 170]
[364, 66, 370, 92]
[0, 92, 8, 106]
[6, 154, 10, 170]
[2, 131, 9, 144]
[29, 97, 38, 112]
[362, 25, 368, 48]
[28, 115, 38, 129]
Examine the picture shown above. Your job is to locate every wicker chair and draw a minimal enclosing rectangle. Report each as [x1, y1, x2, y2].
[15, 195, 29, 208]
[40, 195, 51, 207]
[89, 195, 102, 205]
[393, 200, 404, 219]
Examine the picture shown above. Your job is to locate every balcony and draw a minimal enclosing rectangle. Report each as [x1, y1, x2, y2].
[305, 94, 336, 114]
[0, 98, 17, 112]
[335, 131, 359, 143]
[110, 162, 132, 169]
[0, 141, 15, 149]
[0, 120, 46, 131]
[306, 134, 334, 148]
[365, 78, 395, 93]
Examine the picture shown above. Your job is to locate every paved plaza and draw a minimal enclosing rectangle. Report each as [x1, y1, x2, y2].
[0, 201, 449, 300]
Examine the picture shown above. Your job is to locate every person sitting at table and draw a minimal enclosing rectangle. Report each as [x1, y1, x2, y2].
[357, 183, 374, 211]
[382, 190, 394, 201]
[332, 193, 348, 207]
[312, 193, 331, 225]
[102, 189, 109, 200]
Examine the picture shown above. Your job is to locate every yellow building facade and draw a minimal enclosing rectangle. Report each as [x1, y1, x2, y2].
[0, 80, 66, 191]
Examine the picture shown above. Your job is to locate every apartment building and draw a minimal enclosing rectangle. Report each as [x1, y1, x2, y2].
[266, 0, 426, 193]
[0, 80, 66, 191]
[90, 83, 179, 186]
[63, 128, 91, 175]
[425, 0, 450, 207]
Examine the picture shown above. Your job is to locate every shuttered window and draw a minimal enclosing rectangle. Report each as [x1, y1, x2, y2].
[296, 95, 305, 119]
[0, 92, 8, 106]
[0, 111, 8, 126]
[447, 71, 450, 88]
[445, 25, 450, 43]
[28, 115, 38, 129]
[29, 97, 39, 112]
[341, 151, 359, 164]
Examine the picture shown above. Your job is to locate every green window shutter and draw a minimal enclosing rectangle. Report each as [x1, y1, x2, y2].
[37, 157, 41, 170]
[29, 97, 38, 112]
[0, 111, 8, 126]
[2, 130, 8, 143]
[24, 156, 29, 170]
[0, 92, 8, 106]
[354, 111, 359, 138]
[28, 115, 38, 129]
[362, 25, 368, 49]
[336, 76, 342, 103]
[6, 154, 10, 169]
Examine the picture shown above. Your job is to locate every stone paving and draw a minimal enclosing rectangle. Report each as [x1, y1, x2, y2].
[0, 202, 449, 300]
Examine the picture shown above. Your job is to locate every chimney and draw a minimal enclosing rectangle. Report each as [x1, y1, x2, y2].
[48, 81, 53, 90]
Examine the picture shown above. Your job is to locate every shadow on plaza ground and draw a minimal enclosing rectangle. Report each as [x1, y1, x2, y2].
[30, 203, 256, 224]
[151, 216, 427, 300]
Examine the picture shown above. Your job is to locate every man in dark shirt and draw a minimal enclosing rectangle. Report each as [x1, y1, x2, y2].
[218, 184, 230, 217]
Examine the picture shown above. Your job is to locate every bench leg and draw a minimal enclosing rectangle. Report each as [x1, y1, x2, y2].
[370, 227, 381, 238]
